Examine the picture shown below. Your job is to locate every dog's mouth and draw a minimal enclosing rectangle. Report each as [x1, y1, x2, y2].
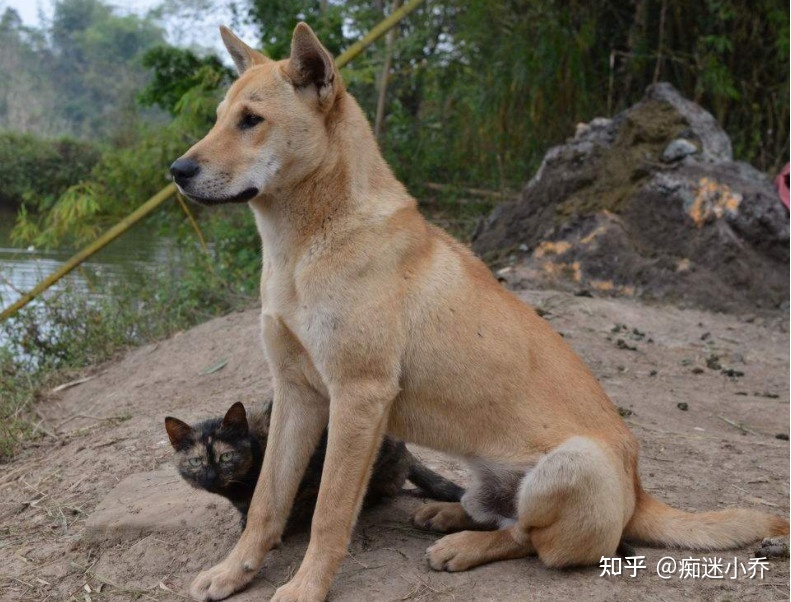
[179, 187, 260, 206]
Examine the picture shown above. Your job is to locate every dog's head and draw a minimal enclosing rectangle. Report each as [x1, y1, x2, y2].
[170, 23, 342, 206]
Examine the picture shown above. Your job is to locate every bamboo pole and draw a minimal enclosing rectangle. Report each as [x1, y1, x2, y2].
[374, 0, 403, 139]
[335, 0, 424, 68]
[0, 184, 176, 323]
[0, 0, 426, 323]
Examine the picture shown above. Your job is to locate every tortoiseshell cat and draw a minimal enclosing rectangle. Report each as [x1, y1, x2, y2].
[165, 401, 463, 529]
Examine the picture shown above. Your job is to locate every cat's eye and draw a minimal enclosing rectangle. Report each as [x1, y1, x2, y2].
[188, 457, 202, 467]
[219, 452, 234, 462]
[239, 112, 264, 130]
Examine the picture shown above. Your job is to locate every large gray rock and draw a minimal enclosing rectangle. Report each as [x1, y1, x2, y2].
[472, 83, 788, 313]
[83, 468, 234, 544]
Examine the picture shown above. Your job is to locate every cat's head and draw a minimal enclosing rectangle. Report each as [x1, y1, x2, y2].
[164, 402, 259, 492]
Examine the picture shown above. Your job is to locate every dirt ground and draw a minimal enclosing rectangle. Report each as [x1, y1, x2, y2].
[0, 289, 788, 601]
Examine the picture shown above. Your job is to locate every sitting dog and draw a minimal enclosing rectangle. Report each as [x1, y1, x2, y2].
[169, 23, 789, 602]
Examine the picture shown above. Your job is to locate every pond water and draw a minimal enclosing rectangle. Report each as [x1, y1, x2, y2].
[0, 206, 174, 325]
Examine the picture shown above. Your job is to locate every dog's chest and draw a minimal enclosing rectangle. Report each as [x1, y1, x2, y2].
[260, 266, 340, 360]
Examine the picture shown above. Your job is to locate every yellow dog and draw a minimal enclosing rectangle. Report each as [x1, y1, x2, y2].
[169, 23, 789, 602]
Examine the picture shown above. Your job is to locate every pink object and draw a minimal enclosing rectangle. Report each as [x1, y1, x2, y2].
[775, 163, 789, 209]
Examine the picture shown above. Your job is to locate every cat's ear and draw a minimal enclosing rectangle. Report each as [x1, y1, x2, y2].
[222, 402, 248, 432]
[165, 416, 192, 450]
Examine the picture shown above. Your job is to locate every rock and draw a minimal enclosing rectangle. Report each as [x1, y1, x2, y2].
[644, 83, 732, 162]
[755, 536, 789, 558]
[661, 138, 698, 162]
[83, 468, 234, 545]
[472, 83, 788, 314]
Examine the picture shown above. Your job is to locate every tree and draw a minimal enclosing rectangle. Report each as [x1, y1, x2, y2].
[0, 8, 64, 135]
[48, 0, 166, 140]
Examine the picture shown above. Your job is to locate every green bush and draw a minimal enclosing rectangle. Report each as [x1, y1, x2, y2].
[11, 54, 228, 249]
[0, 132, 101, 208]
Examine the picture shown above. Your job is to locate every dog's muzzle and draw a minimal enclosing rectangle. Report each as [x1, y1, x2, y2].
[169, 157, 259, 205]
[169, 157, 201, 188]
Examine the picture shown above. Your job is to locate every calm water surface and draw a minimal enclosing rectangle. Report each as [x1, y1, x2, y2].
[0, 207, 174, 320]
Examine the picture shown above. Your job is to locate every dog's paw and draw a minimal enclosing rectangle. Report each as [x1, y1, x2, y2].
[270, 577, 325, 602]
[189, 559, 256, 601]
[426, 532, 480, 572]
[412, 502, 468, 533]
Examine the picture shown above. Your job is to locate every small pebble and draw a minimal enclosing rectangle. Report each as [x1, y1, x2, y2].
[677, 402, 689, 411]
[721, 368, 745, 378]
[661, 138, 698, 162]
[775, 433, 789, 441]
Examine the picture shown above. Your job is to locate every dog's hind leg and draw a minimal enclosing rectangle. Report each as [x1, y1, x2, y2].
[427, 526, 535, 571]
[428, 436, 632, 572]
[413, 502, 493, 533]
[519, 436, 631, 568]
[413, 464, 518, 533]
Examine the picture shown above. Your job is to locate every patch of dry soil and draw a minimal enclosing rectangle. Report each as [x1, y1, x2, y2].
[0, 290, 788, 601]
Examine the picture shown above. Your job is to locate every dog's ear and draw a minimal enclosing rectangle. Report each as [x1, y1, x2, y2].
[164, 416, 192, 450]
[221, 401, 249, 433]
[286, 22, 338, 108]
[220, 26, 268, 75]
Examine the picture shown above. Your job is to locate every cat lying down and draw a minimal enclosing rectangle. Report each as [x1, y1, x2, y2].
[165, 401, 464, 529]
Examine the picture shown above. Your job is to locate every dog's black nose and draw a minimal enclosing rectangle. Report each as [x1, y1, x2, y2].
[169, 158, 200, 183]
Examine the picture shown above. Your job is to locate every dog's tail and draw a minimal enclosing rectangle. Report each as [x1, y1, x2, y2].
[623, 490, 789, 549]
[405, 451, 465, 502]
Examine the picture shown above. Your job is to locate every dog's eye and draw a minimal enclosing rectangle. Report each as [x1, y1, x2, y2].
[239, 113, 264, 130]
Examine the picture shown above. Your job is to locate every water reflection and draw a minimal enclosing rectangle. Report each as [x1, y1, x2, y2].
[0, 208, 174, 319]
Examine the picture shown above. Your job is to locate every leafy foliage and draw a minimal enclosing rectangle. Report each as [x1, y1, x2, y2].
[139, 45, 234, 115]
[0, 0, 166, 142]
[0, 132, 101, 208]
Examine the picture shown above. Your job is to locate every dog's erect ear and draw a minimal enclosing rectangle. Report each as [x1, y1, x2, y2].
[222, 401, 249, 432]
[164, 416, 192, 450]
[287, 22, 337, 107]
[220, 26, 268, 75]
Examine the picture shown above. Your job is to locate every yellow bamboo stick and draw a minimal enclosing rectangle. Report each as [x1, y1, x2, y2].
[0, 0, 426, 323]
[335, 0, 425, 68]
[175, 191, 208, 251]
[0, 184, 176, 323]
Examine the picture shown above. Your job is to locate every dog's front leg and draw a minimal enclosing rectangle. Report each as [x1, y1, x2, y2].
[271, 380, 396, 602]
[190, 379, 328, 601]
